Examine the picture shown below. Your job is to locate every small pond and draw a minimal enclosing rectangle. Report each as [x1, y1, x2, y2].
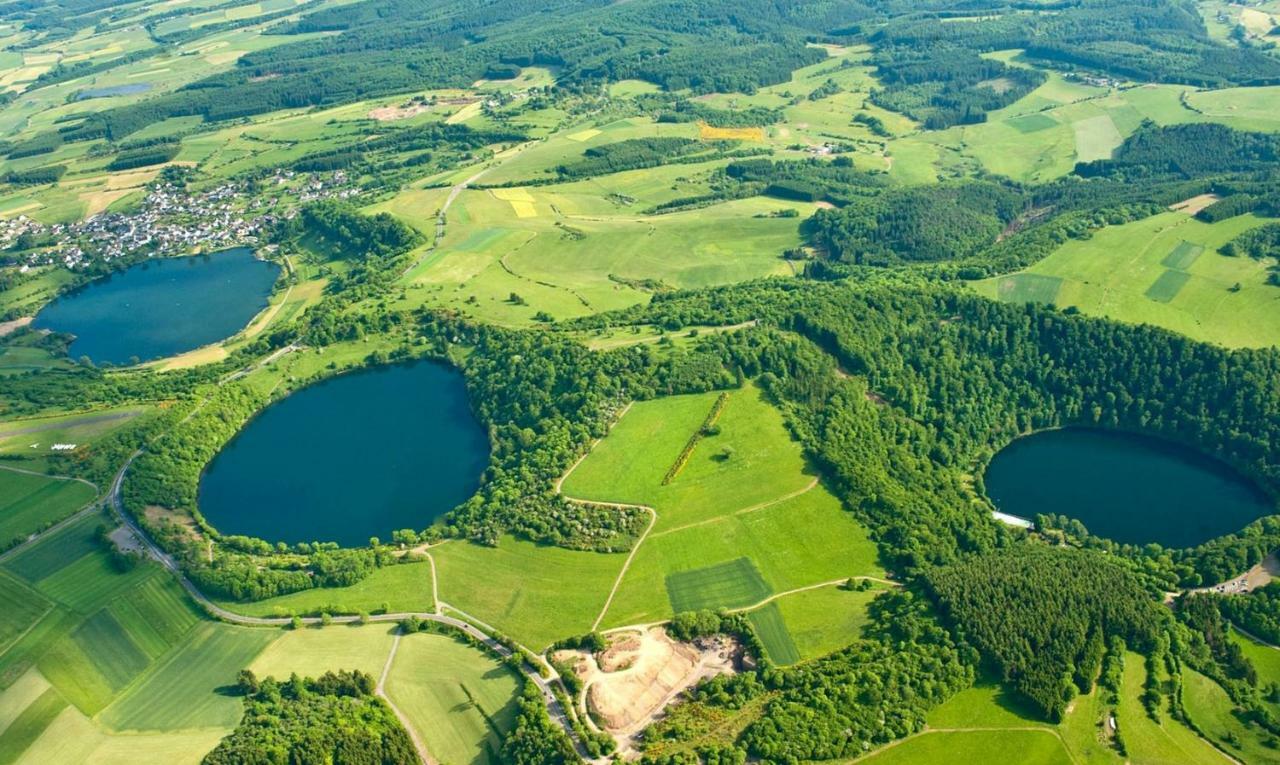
[984, 428, 1274, 548]
[32, 248, 279, 365]
[198, 360, 489, 547]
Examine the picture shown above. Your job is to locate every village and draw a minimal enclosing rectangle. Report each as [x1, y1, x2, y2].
[0, 168, 364, 272]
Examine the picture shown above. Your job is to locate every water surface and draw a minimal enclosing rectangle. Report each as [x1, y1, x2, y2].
[199, 360, 489, 546]
[33, 248, 279, 365]
[984, 428, 1273, 547]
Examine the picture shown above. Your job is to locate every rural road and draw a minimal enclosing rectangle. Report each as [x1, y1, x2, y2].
[101, 453, 592, 762]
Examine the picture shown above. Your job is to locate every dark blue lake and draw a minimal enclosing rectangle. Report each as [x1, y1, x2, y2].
[984, 428, 1274, 548]
[32, 248, 279, 366]
[198, 360, 489, 547]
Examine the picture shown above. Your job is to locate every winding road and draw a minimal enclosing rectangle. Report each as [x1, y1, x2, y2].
[100, 453, 590, 762]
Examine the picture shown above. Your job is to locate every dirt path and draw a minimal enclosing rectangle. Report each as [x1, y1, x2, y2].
[400, 142, 535, 278]
[377, 630, 437, 765]
[650, 477, 820, 538]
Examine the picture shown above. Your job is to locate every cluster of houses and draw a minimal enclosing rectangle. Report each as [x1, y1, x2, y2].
[4, 170, 362, 272]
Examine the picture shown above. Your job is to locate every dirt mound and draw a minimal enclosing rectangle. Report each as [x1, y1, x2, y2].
[574, 627, 738, 745]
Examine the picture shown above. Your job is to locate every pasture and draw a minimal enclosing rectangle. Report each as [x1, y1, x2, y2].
[565, 384, 882, 630]
[1117, 652, 1225, 765]
[856, 730, 1072, 765]
[249, 622, 396, 679]
[1181, 666, 1276, 763]
[666, 558, 771, 614]
[975, 211, 1280, 347]
[772, 582, 887, 662]
[385, 632, 522, 765]
[398, 178, 805, 326]
[0, 405, 148, 458]
[431, 536, 622, 650]
[0, 470, 96, 551]
[97, 622, 275, 732]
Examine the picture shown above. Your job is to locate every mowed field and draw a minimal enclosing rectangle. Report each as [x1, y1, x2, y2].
[0, 469, 96, 550]
[562, 384, 883, 648]
[385, 632, 522, 765]
[974, 211, 1280, 348]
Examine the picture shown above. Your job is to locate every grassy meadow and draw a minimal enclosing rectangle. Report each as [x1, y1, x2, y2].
[563, 384, 882, 637]
[385, 632, 522, 765]
[975, 211, 1280, 348]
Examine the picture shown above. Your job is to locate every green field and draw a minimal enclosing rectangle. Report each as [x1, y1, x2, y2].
[856, 730, 1072, 764]
[1118, 653, 1225, 765]
[564, 384, 882, 630]
[431, 535, 622, 650]
[667, 557, 771, 614]
[745, 602, 801, 665]
[97, 622, 275, 732]
[1181, 666, 1276, 764]
[976, 212, 1280, 347]
[249, 623, 396, 680]
[0, 471, 96, 551]
[0, 572, 50, 656]
[219, 560, 434, 618]
[772, 583, 886, 662]
[385, 632, 522, 765]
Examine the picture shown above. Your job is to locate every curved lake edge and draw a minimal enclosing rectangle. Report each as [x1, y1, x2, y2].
[31, 248, 285, 367]
[196, 357, 492, 548]
[979, 425, 1278, 549]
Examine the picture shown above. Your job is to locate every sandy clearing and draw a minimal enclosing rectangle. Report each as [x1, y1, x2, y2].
[558, 627, 739, 751]
[1170, 193, 1221, 216]
[0, 316, 32, 336]
[368, 102, 430, 121]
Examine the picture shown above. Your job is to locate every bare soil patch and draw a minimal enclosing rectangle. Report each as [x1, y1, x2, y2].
[1170, 193, 1221, 216]
[557, 627, 739, 752]
[0, 316, 32, 337]
[369, 102, 431, 121]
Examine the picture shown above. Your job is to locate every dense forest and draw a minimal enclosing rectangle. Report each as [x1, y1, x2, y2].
[33, 0, 1280, 144]
[202, 670, 417, 764]
[927, 546, 1164, 719]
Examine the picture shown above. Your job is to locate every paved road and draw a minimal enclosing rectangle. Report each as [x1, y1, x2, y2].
[103, 453, 590, 760]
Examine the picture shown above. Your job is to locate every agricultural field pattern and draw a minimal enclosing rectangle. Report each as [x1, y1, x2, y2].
[1, 0, 1280, 763]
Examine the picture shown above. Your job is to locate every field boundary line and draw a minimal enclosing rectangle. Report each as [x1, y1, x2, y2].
[727, 576, 898, 615]
[589, 506, 656, 632]
[0, 463, 99, 491]
[0, 501, 101, 564]
[650, 476, 820, 539]
[377, 629, 437, 765]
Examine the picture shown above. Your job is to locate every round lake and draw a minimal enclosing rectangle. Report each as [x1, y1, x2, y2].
[32, 248, 279, 365]
[198, 360, 488, 547]
[984, 428, 1274, 548]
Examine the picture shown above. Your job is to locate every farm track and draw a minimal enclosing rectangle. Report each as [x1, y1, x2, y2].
[400, 142, 535, 278]
[378, 630, 439, 765]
